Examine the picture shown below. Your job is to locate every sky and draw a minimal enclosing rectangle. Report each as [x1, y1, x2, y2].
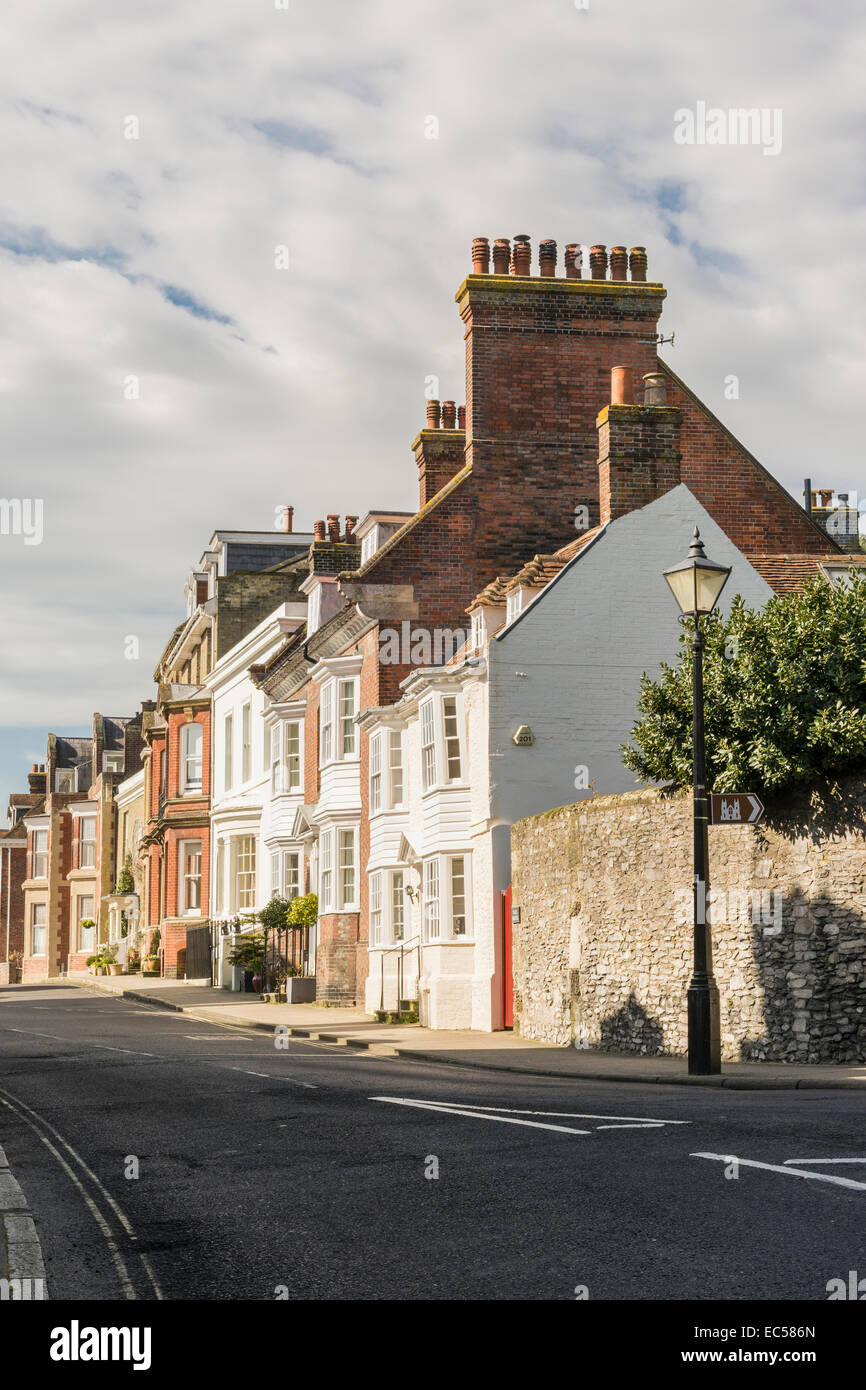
[1, 0, 865, 807]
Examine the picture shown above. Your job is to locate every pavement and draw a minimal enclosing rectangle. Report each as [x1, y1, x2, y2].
[59, 974, 866, 1089]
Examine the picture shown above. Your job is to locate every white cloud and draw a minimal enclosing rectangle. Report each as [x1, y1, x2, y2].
[1, 0, 865, 798]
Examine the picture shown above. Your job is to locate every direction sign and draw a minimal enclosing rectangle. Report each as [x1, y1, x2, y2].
[709, 793, 764, 826]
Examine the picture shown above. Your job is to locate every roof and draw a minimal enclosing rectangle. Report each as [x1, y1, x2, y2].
[747, 552, 866, 594]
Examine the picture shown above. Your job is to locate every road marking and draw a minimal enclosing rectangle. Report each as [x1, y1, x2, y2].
[595, 1123, 666, 1130]
[0, 1092, 142, 1299]
[370, 1097, 591, 1134]
[2, 1027, 157, 1059]
[784, 1157, 866, 1166]
[691, 1152, 866, 1192]
[230, 1068, 316, 1088]
[400, 1101, 688, 1125]
[97, 1046, 158, 1058]
[183, 1035, 240, 1041]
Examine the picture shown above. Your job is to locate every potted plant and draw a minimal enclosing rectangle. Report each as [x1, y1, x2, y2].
[127, 948, 140, 975]
[103, 943, 122, 976]
[226, 931, 264, 993]
[283, 894, 318, 1003]
[85, 954, 99, 975]
[143, 928, 161, 975]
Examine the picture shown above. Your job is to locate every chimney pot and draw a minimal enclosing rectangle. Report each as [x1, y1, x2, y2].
[314, 520, 326, 542]
[327, 514, 340, 542]
[642, 371, 667, 406]
[512, 234, 531, 277]
[492, 238, 511, 275]
[610, 366, 634, 405]
[609, 246, 628, 281]
[441, 401, 456, 430]
[457, 405, 466, 430]
[280, 505, 294, 533]
[589, 245, 608, 280]
[629, 246, 648, 282]
[344, 515, 358, 539]
[564, 243, 582, 279]
[471, 236, 490, 274]
[538, 239, 557, 277]
[31, 763, 38, 773]
[426, 399, 441, 430]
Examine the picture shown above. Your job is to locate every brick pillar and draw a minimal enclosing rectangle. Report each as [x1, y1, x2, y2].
[413, 420, 466, 507]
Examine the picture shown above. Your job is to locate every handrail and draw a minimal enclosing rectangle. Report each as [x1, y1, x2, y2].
[378, 935, 422, 1018]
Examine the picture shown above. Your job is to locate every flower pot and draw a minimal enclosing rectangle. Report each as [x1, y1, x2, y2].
[110, 964, 122, 976]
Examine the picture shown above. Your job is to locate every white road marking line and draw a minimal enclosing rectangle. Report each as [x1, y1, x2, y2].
[230, 1068, 316, 1088]
[784, 1157, 866, 1166]
[97, 1046, 158, 1058]
[0, 1094, 139, 1300]
[399, 1101, 689, 1125]
[595, 1123, 666, 1130]
[691, 1152, 866, 1192]
[370, 1097, 591, 1134]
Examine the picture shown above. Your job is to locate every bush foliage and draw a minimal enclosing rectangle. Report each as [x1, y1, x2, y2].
[621, 571, 866, 795]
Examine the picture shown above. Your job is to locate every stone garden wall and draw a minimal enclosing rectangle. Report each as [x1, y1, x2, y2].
[510, 780, 866, 1063]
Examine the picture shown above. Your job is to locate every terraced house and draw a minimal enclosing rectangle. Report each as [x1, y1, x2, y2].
[140, 522, 312, 977]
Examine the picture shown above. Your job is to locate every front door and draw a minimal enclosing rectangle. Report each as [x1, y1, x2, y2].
[500, 887, 514, 1029]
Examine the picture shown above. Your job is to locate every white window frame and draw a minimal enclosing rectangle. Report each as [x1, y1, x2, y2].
[320, 830, 333, 910]
[338, 828, 356, 909]
[179, 839, 203, 916]
[77, 895, 95, 953]
[241, 702, 252, 783]
[506, 589, 523, 624]
[270, 720, 302, 795]
[470, 610, 485, 652]
[389, 731, 403, 806]
[370, 871, 383, 945]
[420, 694, 464, 793]
[181, 721, 203, 793]
[421, 853, 471, 941]
[270, 849, 300, 900]
[32, 828, 49, 879]
[391, 870, 405, 942]
[224, 713, 234, 792]
[78, 815, 97, 869]
[338, 679, 357, 758]
[370, 732, 382, 814]
[234, 836, 256, 912]
[320, 683, 334, 765]
[31, 903, 47, 956]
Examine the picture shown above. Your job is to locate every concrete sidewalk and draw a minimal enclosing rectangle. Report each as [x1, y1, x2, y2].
[59, 975, 866, 1090]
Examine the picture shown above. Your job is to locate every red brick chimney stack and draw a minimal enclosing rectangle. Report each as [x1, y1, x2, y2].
[564, 243, 582, 278]
[492, 238, 510, 274]
[538, 239, 557, 277]
[629, 247, 648, 282]
[597, 367, 682, 524]
[609, 246, 628, 282]
[589, 245, 608, 280]
[472, 237, 490, 274]
[512, 234, 532, 276]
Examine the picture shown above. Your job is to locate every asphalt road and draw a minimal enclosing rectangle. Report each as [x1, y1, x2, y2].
[1, 983, 865, 1302]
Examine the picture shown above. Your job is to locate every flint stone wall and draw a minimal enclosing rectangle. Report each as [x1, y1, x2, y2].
[510, 780, 866, 1063]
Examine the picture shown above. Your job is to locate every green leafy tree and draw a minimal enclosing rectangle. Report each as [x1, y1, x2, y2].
[116, 854, 135, 895]
[286, 893, 318, 929]
[622, 571, 866, 796]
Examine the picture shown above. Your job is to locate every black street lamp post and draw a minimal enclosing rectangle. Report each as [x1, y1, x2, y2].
[663, 528, 732, 1075]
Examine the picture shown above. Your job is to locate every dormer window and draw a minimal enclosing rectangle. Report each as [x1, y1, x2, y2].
[56, 769, 75, 793]
[506, 589, 523, 625]
[307, 585, 322, 634]
[361, 531, 377, 565]
[471, 610, 485, 652]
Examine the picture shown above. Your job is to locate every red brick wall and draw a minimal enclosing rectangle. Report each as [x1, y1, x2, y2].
[316, 911, 361, 1004]
[0, 844, 26, 970]
[598, 403, 682, 523]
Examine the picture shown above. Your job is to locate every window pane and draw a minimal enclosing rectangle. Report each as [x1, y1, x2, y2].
[423, 858, 440, 940]
[32, 903, 46, 954]
[339, 680, 356, 756]
[370, 732, 381, 813]
[389, 732, 403, 805]
[421, 701, 436, 791]
[286, 722, 301, 789]
[184, 723, 203, 788]
[370, 872, 382, 945]
[391, 872, 404, 942]
[320, 684, 333, 763]
[339, 829, 355, 906]
[283, 852, 300, 899]
[320, 831, 332, 910]
[235, 836, 256, 911]
[79, 818, 96, 868]
[450, 856, 466, 936]
[443, 697, 461, 781]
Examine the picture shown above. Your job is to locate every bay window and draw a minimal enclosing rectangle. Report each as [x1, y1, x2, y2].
[391, 871, 405, 941]
[389, 732, 403, 805]
[271, 721, 302, 794]
[339, 679, 357, 756]
[419, 694, 463, 791]
[422, 854, 471, 940]
[270, 849, 300, 900]
[423, 858, 439, 940]
[370, 871, 383, 945]
[339, 829, 355, 906]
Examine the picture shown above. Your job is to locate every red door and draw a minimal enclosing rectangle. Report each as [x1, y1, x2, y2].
[500, 887, 514, 1029]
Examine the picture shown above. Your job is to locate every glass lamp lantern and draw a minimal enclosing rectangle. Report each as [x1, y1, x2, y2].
[663, 527, 732, 617]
